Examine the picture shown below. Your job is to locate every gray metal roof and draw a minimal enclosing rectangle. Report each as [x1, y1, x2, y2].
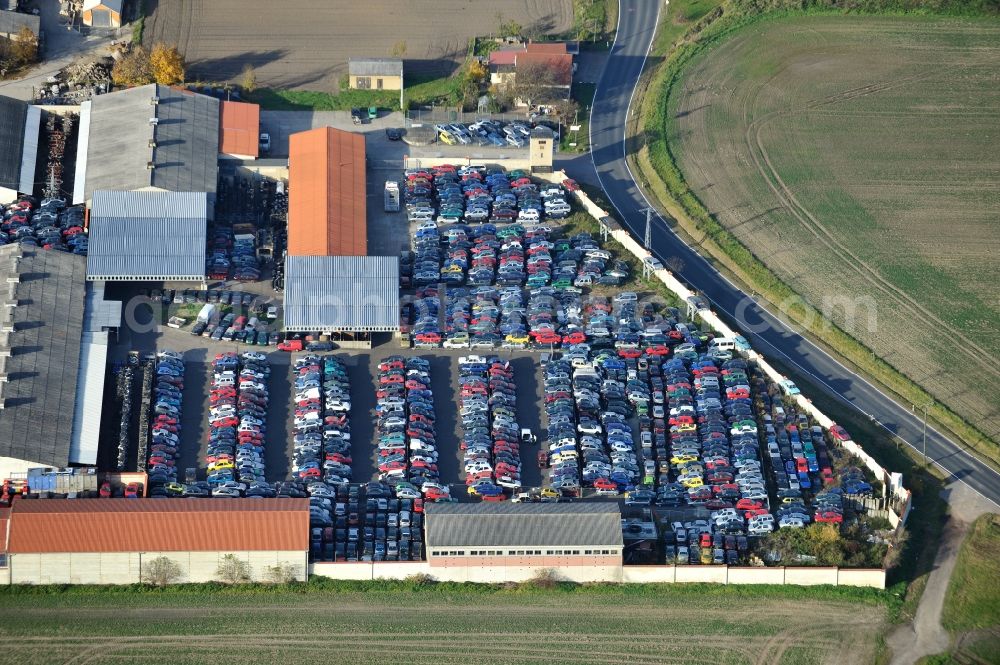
[0, 245, 87, 467]
[284, 255, 399, 332]
[68, 330, 108, 465]
[83, 0, 123, 12]
[83, 84, 219, 201]
[425, 503, 624, 549]
[86, 190, 207, 281]
[0, 95, 27, 191]
[348, 58, 403, 77]
[0, 10, 40, 35]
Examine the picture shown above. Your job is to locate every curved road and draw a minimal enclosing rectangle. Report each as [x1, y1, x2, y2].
[586, 0, 1000, 505]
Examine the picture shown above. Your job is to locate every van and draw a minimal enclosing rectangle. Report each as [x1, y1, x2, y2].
[709, 338, 736, 352]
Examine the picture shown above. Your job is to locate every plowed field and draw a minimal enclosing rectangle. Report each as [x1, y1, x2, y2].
[143, 0, 573, 89]
[0, 586, 887, 665]
[667, 16, 1000, 441]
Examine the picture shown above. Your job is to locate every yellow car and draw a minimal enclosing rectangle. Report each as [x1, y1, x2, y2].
[673, 423, 697, 433]
[540, 488, 560, 499]
[680, 476, 704, 489]
[209, 460, 234, 471]
[164, 482, 185, 495]
[700, 547, 713, 565]
[505, 334, 529, 346]
[671, 454, 698, 465]
[438, 131, 456, 145]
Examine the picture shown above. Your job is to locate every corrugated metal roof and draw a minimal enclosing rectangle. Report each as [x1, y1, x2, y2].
[7, 498, 309, 553]
[84, 84, 219, 201]
[87, 190, 207, 281]
[83, 280, 122, 332]
[0, 245, 86, 467]
[348, 58, 403, 77]
[287, 126, 366, 257]
[18, 105, 39, 195]
[219, 100, 259, 158]
[284, 255, 398, 332]
[68, 331, 108, 466]
[425, 503, 623, 549]
[0, 10, 40, 35]
[0, 95, 27, 191]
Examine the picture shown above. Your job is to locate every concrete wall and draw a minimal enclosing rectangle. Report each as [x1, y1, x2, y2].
[309, 562, 885, 588]
[7, 551, 308, 585]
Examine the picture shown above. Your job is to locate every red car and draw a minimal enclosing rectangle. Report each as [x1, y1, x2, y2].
[618, 348, 642, 359]
[562, 178, 580, 192]
[736, 498, 763, 511]
[593, 478, 617, 492]
[482, 493, 507, 502]
[99, 481, 112, 498]
[830, 425, 851, 441]
[413, 498, 425, 513]
[815, 511, 844, 524]
[277, 339, 303, 352]
[124, 482, 139, 498]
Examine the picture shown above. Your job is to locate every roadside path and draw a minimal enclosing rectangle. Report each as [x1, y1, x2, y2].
[887, 483, 995, 664]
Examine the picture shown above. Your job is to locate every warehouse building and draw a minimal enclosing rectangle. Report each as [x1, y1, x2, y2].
[86, 190, 208, 282]
[0, 498, 310, 584]
[81, 0, 123, 28]
[284, 127, 398, 343]
[219, 100, 260, 160]
[0, 9, 39, 40]
[284, 255, 399, 333]
[74, 84, 220, 206]
[0, 245, 120, 480]
[0, 95, 40, 204]
[348, 58, 404, 91]
[424, 503, 623, 569]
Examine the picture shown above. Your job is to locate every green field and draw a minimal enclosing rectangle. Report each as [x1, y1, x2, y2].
[0, 581, 892, 665]
[661, 15, 1000, 445]
[943, 514, 1000, 633]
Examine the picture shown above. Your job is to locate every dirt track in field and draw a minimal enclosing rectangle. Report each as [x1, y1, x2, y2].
[668, 16, 1000, 440]
[144, 0, 573, 89]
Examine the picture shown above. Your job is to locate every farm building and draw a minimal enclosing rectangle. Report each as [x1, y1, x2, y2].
[348, 58, 403, 91]
[74, 84, 220, 206]
[0, 499, 310, 584]
[218, 100, 260, 160]
[85, 190, 209, 282]
[0, 9, 39, 39]
[488, 42, 575, 104]
[0, 95, 40, 204]
[0, 245, 120, 481]
[424, 503, 623, 570]
[81, 0, 122, 28]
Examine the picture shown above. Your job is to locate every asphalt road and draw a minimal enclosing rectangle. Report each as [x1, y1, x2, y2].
[587, 0, 1000, 506]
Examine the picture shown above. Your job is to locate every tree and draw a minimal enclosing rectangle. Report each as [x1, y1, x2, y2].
[12, 26, 38, 66]
[240, 63, 257, 93]
[466, 60, 488, 85]
[216, 554, 251, 584]
[141, 556, 182, 587]
[149, 42, 185, 85]
[499, 19, 523, 39]
[264, 563, 300, 584]
[111, 45, 154, 87]
[549, 98, 579, 126]
[506, 59, 572, 107]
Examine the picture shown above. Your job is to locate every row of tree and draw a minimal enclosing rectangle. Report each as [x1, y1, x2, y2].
[142, 554, 299, 586]
[111, 42, 185, 87]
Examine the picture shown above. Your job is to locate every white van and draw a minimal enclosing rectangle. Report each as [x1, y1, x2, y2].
[709, 338, 736, 352]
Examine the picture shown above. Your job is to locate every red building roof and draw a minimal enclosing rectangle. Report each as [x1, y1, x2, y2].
[5, 499, 309, 553]
[219, 100, 260, 158]
[287, 127, 367, 257]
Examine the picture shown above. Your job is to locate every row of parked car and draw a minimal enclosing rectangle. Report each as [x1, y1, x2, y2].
[406, 286, 443, 348]
[434, 121, 537, 149]
[0, 196, 87, 254]
[205, 351, 272, 497]
[375, 356, 452, 503]
[207, 228, 261, 281]
[311, 481, 427, 562]
[292, 355, 353, 486]
[147, 352, 185, 485]
[459, 355, 526, 499]
[403, 164, 572, 226]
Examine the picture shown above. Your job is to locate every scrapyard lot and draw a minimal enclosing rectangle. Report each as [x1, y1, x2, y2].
[144, 0, 573, 89]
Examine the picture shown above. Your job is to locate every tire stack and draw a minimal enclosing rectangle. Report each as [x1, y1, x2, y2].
[114, 364, 135, 471]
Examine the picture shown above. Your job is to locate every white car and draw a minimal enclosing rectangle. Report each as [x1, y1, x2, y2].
[241, 351, 267, 362]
